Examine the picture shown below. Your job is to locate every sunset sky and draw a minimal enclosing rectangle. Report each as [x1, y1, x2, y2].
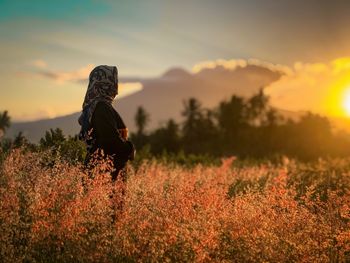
[1, 0, 350, 121]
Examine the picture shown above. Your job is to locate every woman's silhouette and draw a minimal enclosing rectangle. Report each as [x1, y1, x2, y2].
[78, 65, 135, 181]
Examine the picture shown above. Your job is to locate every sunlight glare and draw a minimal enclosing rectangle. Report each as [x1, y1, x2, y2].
[343, 89, 350, 116]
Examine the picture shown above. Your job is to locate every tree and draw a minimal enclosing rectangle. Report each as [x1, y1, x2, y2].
[40, 128, 66, 149]
[0, 111, 11, 138]
[246, 89, 269, 125]
[287, 113, 333, 159]
[149, 119, 181, 154]
[131, 106, 150, 150]
[60, 135, 86, 164]
[135, 106, 150, 136]
[181, 98, 218, 154]
[217, 95, 246, 135]
[39, 129, 86, 164]
[13, 132, 28, 148]
[263, 108, 282, 127]
[182, 98, 203, 136]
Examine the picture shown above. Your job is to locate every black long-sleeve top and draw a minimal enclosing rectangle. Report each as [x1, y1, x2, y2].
[91, 101, 133, 163]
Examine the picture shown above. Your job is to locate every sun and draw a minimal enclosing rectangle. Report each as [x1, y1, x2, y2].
[343, 89, 350, 116]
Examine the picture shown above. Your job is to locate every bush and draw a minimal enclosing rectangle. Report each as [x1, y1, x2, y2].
[1, 149, 350, 262]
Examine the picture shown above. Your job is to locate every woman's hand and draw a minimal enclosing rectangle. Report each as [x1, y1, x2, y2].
[118, 128, 128, 140]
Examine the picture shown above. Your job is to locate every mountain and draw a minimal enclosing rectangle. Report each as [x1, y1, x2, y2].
[114, 65, 282, 131]
[8, 64, 283, 142]
[8, 112, 81, 142]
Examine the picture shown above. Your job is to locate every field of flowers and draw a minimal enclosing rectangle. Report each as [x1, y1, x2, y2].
[1, 149, 350, 262]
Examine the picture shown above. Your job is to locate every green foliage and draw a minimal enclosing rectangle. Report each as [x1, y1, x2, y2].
[3, 88, 350, 164]
[0, 110, 10, 133]
[131, 106, 151, 150]
[13, 131, 27, 148]
[127, 90, 350, 161]
[0, 110, 12, 160]
[182, 98, 218, 154]
[61, 136, 87, 164]
[157, 150, 220, 167]
[39, 128, 86, 164]
[40, 128, 66, 149]
[134, 106, 149, 136]
[149, 119, 181, 154]
[132, 145, 220, 169]
[0, 138, 12, 153]
[218, 95, 247, 132]
[246, 88, 269, 123]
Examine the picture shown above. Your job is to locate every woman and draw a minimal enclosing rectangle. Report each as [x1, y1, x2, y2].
[78, 65, 135, 181]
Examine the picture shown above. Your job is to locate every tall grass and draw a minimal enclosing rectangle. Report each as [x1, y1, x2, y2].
[0, 149, 349, 262]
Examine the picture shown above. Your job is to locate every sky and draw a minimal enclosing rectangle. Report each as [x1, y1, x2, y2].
[1, 0, 350, 121]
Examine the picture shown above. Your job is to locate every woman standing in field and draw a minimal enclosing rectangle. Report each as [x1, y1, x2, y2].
[78, 65, 135, 181]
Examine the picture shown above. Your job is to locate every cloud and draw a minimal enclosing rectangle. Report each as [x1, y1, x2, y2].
[191, 57, 350, 118]
[31, 64, 144, 97]
[30, 59, 48, 69]
[192, 59, 248, 73]
[192, 58, 292, 75]
[265, 57, 350, 117]
[37, 63, 95, 84]
[14, 107, 57, 122]
[118, 82, 143, 98]
[27, 64, 144, 95]
[15, 57, 350, 125]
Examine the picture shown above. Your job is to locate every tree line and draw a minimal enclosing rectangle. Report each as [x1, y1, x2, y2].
[1, 90, 350, 162]
[131, 90, 350, 160]
[0, 112, 85, 164]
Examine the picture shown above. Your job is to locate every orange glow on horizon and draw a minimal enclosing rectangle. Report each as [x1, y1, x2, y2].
[324, 70, 350, 118]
